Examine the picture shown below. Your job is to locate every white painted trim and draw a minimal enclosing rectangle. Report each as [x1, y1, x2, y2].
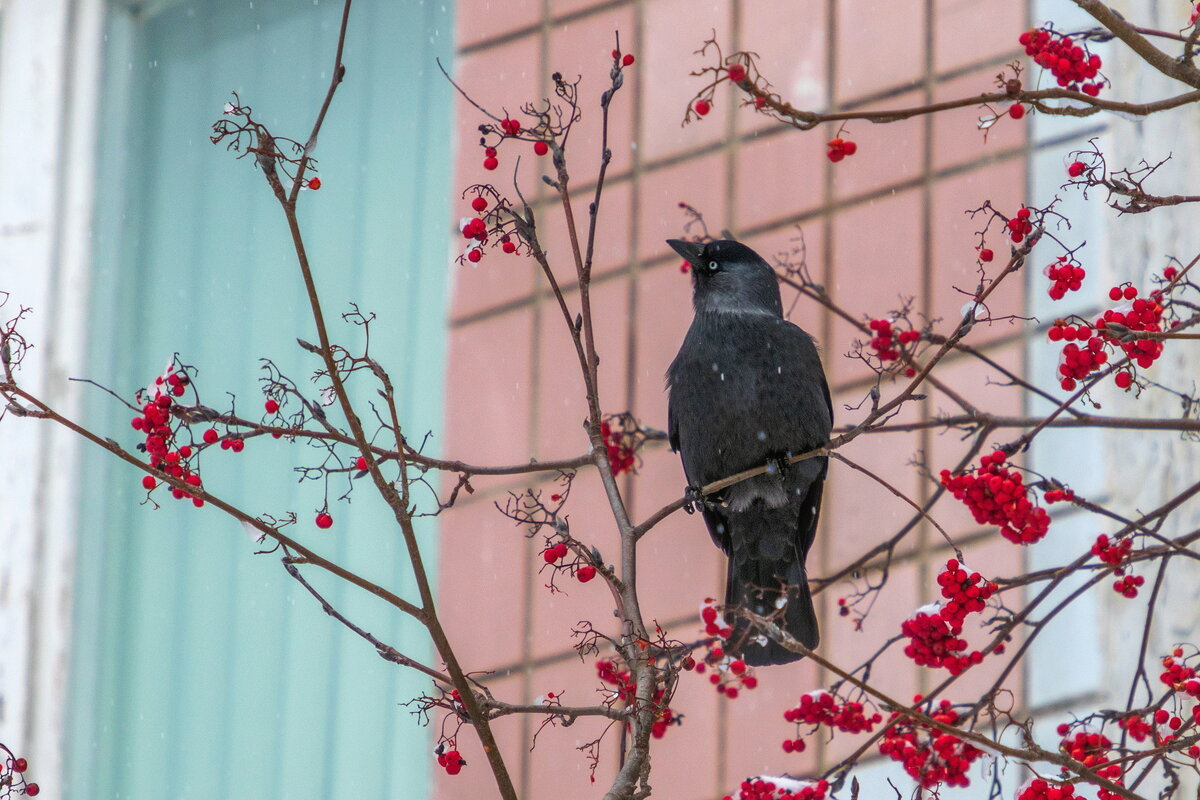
[0, 0, 105, 790]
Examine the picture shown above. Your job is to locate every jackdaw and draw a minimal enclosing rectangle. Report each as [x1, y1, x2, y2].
[665, 238, 832, 665]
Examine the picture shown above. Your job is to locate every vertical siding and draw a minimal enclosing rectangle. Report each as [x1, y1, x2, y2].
[68, 1, 453, 797]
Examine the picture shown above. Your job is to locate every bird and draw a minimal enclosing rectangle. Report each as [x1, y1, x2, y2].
[665, 238, 832, 666]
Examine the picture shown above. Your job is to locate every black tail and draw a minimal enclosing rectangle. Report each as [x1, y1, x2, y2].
[723, 505, 820, 666]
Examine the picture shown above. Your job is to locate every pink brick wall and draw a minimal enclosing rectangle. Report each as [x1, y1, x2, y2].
[440, 2, 1028, 797]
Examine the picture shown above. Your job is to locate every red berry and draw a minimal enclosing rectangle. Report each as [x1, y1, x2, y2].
[501, 241, 517, 254]
[622, 53, 635, 67]
[230, 438, 244, 453]
[1109, 286, 1123, 301]
[142, 476, 156, 491]
[307, 177, 321, 190]
[1068, 161, 1086, 177]
[14, 758, 28, 772]
[533, 140, 549, 156]
[841, 140, 857, 155]
[1123, 285, 1138, 300]
[203, 428, 219, 444]
[483, 156, 498, 170]
[1009, 103, 1026, 119]
[264, 399, 279, 414]
[471, 196, 488, 212]
[694, 99, 711, 116]
[467, 249, 482, 263]
[577, 565, 597, 583]
[1115, 371, 1132, 389]
[727, 64, 747, 82]
[979, 248, 994, 262]
[25, 784, 39, 797]
[355, 456, 368, 471]
[315, 512, 334, 529]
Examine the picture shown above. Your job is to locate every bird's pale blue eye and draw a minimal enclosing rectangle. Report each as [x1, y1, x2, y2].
[708, 260, 719, 271]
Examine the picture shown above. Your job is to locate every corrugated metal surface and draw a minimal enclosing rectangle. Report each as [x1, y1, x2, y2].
[68, 1, 453, 797]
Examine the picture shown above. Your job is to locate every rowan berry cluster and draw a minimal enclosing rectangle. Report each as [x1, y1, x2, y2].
[1047, 319, 1108, 391]
[901, 606, 982, 675]
[538, 540, 596, 584]
[0, 750, 39, 796]
[600, 419, 637, 476]
[1160, 648, 1200, 695]
[1151, 706, 1191, 736]
[1018, 779, 1079, 800]
[1042, 487, 1075, 504]
[1091, 534, 1134, 580]
[476, 87, 560, 171]
[940, 451, 1051, 545]
[1005, 207, 1035, 242]
[938, 559, 998, 622]
[612, 49, 636, 68]
[878, 699, 984, 788]
[700, 598, 734, 639]
[596, 659, 680, 736]
[826, 137, 858, 163]
[459, 195, 522, 264]
[865, 318, 919, 363]
[781, 691, 881, 753]
[1019, 28, 1105, 95]
[722, 777, 829, 800]
[435, 743, 466, 776]
[1058, 729, 1121, 781]
[131, 370, 213, 507]
[900, 563, 1001, 677]
[596, 658, 637, 704]
[1048, 279, 1168, 391]
[1112, 574, 1145, 598]
[1098, 283, 1166, 369]
[1118, 714, 1154, 743]
[689, 639, 758, 700]
[1044, 256, 1086, 300]
[650, 705, 681, 739]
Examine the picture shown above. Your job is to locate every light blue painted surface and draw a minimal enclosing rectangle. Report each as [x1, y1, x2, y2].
[68, 1, 454, 797]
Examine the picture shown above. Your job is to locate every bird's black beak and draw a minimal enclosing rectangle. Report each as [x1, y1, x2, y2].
[667, 239, 704, 267]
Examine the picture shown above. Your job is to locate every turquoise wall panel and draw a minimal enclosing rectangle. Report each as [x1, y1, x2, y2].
[68, 1, 454, 797]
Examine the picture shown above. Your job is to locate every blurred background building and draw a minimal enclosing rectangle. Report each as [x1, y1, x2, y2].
[2, 0, 1196, 798]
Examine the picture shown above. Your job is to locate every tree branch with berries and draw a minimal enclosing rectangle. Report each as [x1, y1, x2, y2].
[7, 3, 1200, 800]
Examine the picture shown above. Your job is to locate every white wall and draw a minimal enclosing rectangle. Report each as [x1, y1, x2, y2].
[0, 0, 104, 790]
